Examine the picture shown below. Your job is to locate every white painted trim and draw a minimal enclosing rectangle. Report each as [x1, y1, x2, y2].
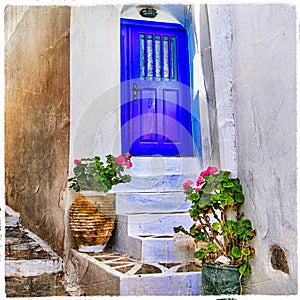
[192, 4, 214, 169]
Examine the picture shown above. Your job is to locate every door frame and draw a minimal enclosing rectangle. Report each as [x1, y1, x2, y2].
[120, 18, 193, 156]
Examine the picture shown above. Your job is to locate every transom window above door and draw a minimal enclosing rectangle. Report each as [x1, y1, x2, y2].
[138, 33, 178, 81]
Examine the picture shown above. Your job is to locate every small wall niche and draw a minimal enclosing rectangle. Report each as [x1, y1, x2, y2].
[270, 245, 290, 274]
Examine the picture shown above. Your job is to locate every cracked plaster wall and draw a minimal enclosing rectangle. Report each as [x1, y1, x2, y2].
[207, 4, 297, 295]
[5, 6, 70, 255]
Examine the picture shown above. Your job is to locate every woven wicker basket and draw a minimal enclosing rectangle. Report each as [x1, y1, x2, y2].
[69, 192, 116, 252]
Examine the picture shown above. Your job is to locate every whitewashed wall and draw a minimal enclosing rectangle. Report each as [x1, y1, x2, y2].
[207, 4, 297, 294]
[67, 5, 121, 253]
[233, 5, 297, 294]
[70, 5, 121, 164]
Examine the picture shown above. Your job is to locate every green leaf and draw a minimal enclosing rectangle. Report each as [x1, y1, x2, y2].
[173, 226, 185, 233]
[212, 222, 220, 231]
[194, 232, 206, 241]
[227, 196, 235, 205]
[235, 194, 245, 204]
[188, 193, 200, 201]
[236, 227, 243, 235]
[241, 219, 252, 228]
[202, 184, 213, 194]
[212, 194, 222, 201]
[198, 195, 212, 208]
[194, 248, 206, 259]
[217, 184, 225, 191]
[241, 248, 251, 256]
[232, 246, 242, 258]
[223, 182, 234, 188]
[226, 220, 235, 227]
[239, 263, 252, 276]
[206, 242, 217, 253]
[189, 223, 197, 235]
[206, 175, 215, 183]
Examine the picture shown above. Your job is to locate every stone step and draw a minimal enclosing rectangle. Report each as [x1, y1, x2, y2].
[113, 173, 198, 193]
[5, 225, 63, 277]
[120, 234, 195, 263]
[119, 213, 193, 236]
[116, 192, 191, 214]
[115, 213, 195, 263]
[66, 249, 201, 296]
[126, 156, 200, 175]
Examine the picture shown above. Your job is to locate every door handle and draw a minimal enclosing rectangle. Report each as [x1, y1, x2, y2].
[133, 84, 142, 101]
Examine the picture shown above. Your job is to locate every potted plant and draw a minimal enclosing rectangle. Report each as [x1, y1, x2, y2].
[174, 166, 255, 295]
[68, 153, 132, 253]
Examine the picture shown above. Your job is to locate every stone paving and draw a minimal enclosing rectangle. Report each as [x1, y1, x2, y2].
[5, 271, 69, 298]
[5, 207, 70, 298]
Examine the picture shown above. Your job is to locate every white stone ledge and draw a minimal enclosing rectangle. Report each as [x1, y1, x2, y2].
[5, 258, 63, 277]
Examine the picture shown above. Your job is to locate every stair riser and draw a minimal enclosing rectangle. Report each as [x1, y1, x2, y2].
[116, 192, 191, 214]
[113, 174, 198, 193]
[114, 225, 195, 263]
[124, 214, 194, 236]
[128, 214, 193, 236]
[120, 273, 201, 296]
[126, 157, 200, 175]
[141, 238, 194, 263]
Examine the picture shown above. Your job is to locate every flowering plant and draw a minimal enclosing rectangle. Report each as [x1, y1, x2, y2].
[174, 166, 256, 277]
[68, 153, 132, 192]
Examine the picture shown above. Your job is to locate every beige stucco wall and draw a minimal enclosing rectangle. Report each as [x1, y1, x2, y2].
[5, 6, 70, 255]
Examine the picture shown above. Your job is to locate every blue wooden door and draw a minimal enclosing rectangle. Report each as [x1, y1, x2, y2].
[121, 19, 193, 156]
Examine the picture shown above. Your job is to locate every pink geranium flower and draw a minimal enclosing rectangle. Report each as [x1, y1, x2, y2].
[183, 180, 194, 190]
[207, 166, 218, 174]
[124, 161, 133, 169]
[200, 166, 219, 177]
[74, 159, 81, 165]
[125, 152, 131, 159]
[196, 176, 205, 186]
[116, 155, 126, 165]
[200, 170, 209, 177]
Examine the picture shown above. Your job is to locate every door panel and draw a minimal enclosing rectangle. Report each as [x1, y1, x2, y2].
[121, 19, 193, 156]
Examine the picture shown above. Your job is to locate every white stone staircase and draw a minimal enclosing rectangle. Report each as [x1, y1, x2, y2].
[113, 156, 200, 264]
[65, 156, 203, 296]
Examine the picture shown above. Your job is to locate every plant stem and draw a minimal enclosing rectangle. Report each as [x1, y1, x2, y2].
[201, 215, 225, 253]
[211, 207, 222, 224]
[219, 208, 229, 253]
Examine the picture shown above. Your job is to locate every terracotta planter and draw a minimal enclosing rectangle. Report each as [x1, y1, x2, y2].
[69, 191, 116, 253]
[201, 263, 243, 295]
